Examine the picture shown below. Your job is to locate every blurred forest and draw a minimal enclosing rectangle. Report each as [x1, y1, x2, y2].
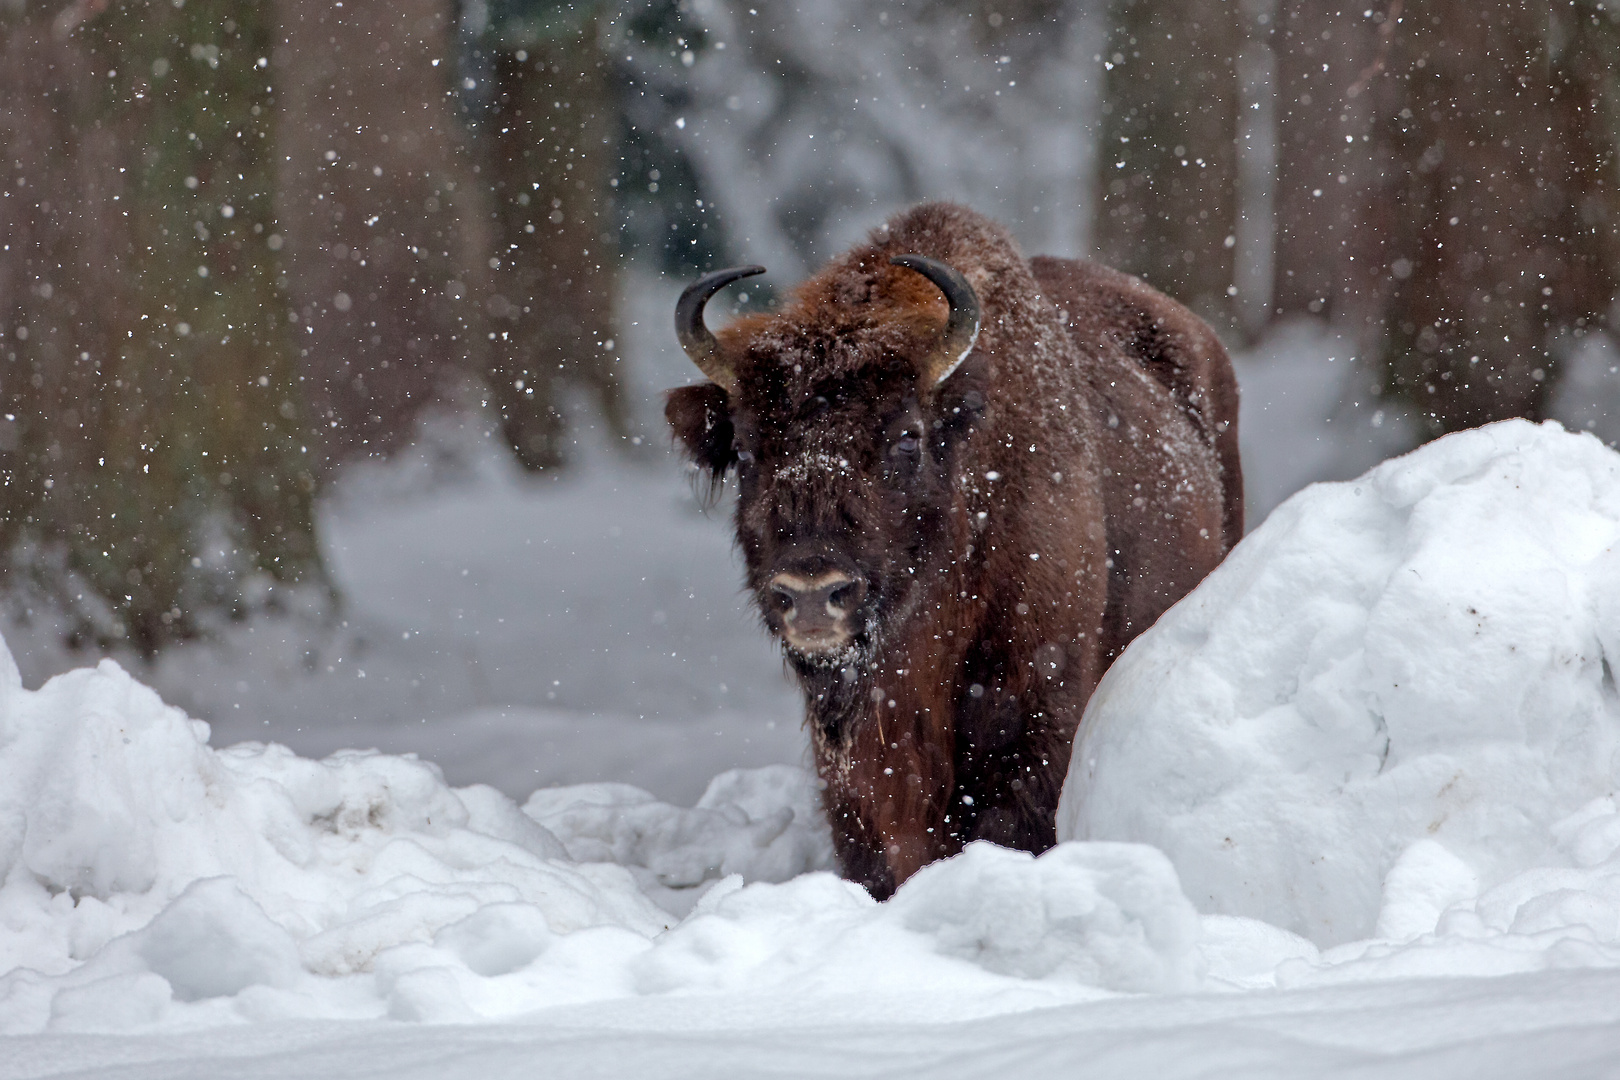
[2, 0, 1619, 656]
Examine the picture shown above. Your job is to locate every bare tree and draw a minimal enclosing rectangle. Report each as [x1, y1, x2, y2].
[1363, 0, 1620, 433]
[1268, 1, 1378, 322]
[0, 0, 323, 655]
[480, 11, 632, 471]
[1093, 0, 1244, 335]
[273, 0, 482, 466]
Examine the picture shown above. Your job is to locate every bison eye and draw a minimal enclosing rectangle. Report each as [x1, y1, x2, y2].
[736, 448, 755, 463]
[893, 432, 920, 456]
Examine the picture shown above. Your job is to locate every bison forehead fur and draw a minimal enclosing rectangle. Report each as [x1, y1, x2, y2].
[665, 202, 1242, 899]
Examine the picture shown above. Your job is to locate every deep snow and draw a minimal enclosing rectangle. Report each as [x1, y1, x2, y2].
[1061, 419, 1620, 956]
[7, 421, 1620, 1075]
[0, 633, 1197, 1033]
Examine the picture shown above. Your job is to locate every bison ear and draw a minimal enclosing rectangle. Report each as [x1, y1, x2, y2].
[665, 382, 737, 490]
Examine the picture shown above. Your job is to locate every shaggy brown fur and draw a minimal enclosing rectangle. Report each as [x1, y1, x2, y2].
[666, 203, 1241, 899]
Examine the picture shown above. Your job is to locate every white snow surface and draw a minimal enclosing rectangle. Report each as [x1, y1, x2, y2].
[1063, 419, 1620, 959]
[9, 419, 1620, 1074]
[0, 630, 1203, 1039]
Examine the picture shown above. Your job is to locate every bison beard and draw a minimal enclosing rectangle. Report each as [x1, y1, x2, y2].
[665, 203, 1242, 899]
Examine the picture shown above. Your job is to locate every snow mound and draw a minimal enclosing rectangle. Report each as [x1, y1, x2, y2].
[620, 840, 1199, 1006]
[1060, 419, 1620, 948]
[0, 647, 670, 1031]
[526, 765, 834, 910]
[885, 840, 1201, 991]
[0, 633, 1200, 1034]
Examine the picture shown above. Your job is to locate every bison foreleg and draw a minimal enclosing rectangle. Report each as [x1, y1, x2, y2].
[950, 693, 1074, 855]
[814, 698, 956, 900]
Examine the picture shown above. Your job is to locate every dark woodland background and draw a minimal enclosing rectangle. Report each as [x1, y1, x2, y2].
[2, 0, 1617, 655]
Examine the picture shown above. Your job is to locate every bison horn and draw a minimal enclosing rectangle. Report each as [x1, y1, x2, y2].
[675, 264, 765, 395]
[890, 255, 981, 386]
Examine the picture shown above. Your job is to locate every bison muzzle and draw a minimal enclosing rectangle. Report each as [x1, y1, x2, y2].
[665, 203, 1242, 899]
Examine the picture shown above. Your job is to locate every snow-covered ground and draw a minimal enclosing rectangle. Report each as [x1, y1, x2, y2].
[7, 420, 1620, 1075]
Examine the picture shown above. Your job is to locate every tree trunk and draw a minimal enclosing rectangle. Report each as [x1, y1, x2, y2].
[0, 0, 323, 655]
[1364, 0, 1620, 434]
[272, 0, 480, 467]
[1093, 0, 1243, 336]
[482, 17, 631, 472]
[1269, 0, 1378, 322]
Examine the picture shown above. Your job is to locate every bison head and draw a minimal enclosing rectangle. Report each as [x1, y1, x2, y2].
[665, 254, 984, 672]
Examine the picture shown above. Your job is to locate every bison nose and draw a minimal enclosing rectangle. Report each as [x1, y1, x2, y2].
[768, 572, 865, 635]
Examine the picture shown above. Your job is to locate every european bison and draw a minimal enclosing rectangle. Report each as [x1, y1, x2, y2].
[665, 203, 1241, 898]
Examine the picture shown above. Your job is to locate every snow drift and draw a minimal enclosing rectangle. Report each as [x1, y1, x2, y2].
[1062, 419, 1620, 959]
[0, 631, 1197, 1034]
